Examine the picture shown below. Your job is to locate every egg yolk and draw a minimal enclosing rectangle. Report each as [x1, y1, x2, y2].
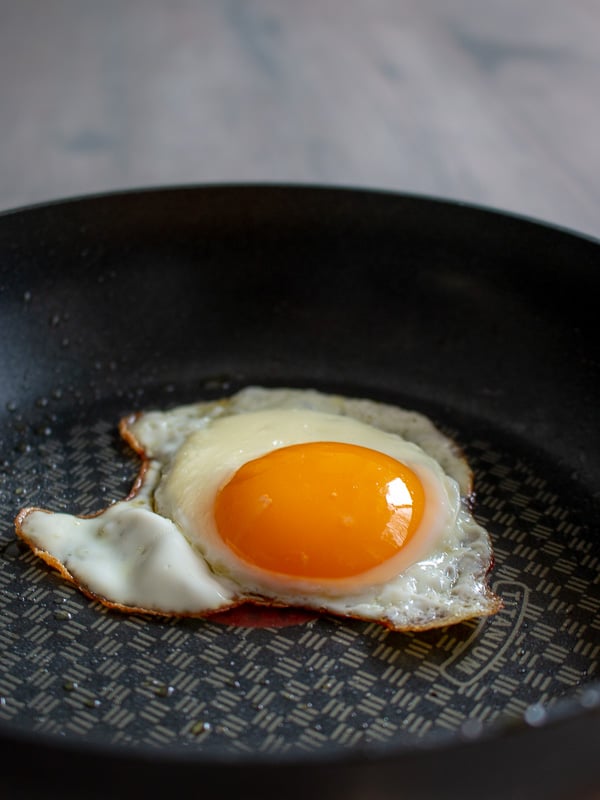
[214, 442, 425, 580]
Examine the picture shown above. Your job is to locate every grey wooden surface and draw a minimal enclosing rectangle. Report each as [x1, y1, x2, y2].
[1, 0, 599, 239]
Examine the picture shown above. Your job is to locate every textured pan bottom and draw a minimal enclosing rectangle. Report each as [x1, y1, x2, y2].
[0, 388, 597, 757]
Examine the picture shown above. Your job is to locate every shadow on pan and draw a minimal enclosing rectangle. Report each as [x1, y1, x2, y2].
[0, 185, 598, 800]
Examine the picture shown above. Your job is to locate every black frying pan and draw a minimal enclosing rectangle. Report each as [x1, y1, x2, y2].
[0, 185, 598, 800]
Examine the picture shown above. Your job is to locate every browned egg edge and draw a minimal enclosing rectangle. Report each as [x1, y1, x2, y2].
[13, 405, 503, 630]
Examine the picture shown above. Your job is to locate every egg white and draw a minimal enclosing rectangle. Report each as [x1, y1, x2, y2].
[15, 386, 502, 630]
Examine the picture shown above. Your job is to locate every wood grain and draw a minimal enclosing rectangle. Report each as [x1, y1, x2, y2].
[1, 0, 599, 238]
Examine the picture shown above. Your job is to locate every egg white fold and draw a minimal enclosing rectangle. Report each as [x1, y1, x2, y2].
[18, 464, 234, 614]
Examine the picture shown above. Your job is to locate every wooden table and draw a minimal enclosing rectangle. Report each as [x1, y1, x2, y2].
[1, 0, 599, 240]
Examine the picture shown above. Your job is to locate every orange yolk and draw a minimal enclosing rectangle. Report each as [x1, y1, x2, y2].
[214, 442, 425, 580]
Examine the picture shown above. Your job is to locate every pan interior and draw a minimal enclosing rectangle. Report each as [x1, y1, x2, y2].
[0, 185, 598, 760]
[0, 382, 597, 758]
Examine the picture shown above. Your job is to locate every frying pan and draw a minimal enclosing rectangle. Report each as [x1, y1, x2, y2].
[0, 184, 598, 800]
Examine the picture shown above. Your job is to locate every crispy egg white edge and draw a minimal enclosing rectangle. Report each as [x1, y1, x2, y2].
[14, 386, 502, 630]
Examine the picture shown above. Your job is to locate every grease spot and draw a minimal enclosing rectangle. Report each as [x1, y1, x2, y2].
[209, 604, 318, 628]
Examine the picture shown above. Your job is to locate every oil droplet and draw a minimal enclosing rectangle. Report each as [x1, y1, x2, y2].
[191, 720, 212, 735]
[54, 609, 72, 621]
[154, 684, 175, 698]
[524, 703, 547, 727]
[460, 718, 483, 739]
[580, 688, 600, 709]
[63, 680, 78, 691]
[145, 678, 175, 698]
[84, 698, 101, 709]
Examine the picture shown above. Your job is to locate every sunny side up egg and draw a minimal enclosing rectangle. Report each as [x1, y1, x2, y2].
[14, 387, 502, 631]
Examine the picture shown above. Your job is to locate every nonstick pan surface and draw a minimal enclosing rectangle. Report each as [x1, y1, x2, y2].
[0, 185, 598, 799]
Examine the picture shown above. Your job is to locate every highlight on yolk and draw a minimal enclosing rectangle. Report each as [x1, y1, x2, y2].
[214, 442, 425, 580]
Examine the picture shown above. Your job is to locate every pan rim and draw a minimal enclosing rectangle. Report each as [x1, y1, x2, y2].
[1, 180, 599, 248]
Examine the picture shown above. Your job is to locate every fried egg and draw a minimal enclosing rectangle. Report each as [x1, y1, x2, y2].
[14, 386, 502, 630]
